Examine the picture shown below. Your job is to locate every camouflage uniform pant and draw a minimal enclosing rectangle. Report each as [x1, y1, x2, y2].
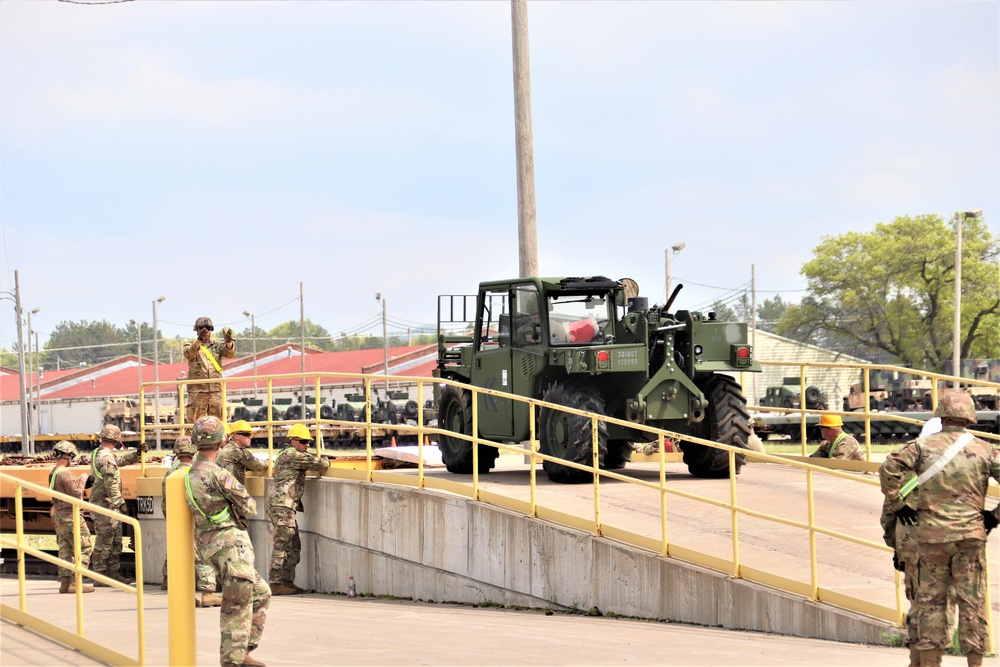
[915, 539, 988, 654]
[53, 513, 92, 580]
[205, 541, 270, 666]
[163, 549, 217, 592]
[186, 391, 223, 424]
[267, 506, 300, 584]
[91, 503, 123, 573]
[903, 560, 918, 646]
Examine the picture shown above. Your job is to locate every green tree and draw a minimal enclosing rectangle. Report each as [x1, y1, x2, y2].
[756, 295, 788, 333]
[267, 319, 336, 351]
[776, 213, 1000, 371]
[44, 320, 131, 366]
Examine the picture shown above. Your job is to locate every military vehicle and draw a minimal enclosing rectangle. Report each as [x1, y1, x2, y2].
[842, 382, 889, 412]
[967, 362, 1000, 411]
[284, 396, 334, 421]
[434, 276, 760, 483]
[758, 377, 828, 411]
[384, 391, 421, 424]
[103, 398, 174, 431]
[254, 397, 293, 423]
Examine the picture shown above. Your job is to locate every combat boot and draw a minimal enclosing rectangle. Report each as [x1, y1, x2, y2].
[919, 649, 944, 667]
[114, 570, 135, 585]
[91, 569, 112, 587]
[967, 654, 983, 667]
[200, 592, 222, 607]
[160, 574, 168, 591]
[286, 581, 306, 593]
[907, 645, 920, 667]
[269, 582, 298, 596]
[242, 655, 267, 666]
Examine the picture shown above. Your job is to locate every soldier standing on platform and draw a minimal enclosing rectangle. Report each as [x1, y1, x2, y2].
[219, 420, 269, 486]
[881, 392, 1000, 667]
[183, 317, 235, 423]
[185, 416, 270, 667]
[49, 440, 94, 594]
[161, 435, 219, 606]
[267, 423, 330, 595]
[90, 424, 145, 586]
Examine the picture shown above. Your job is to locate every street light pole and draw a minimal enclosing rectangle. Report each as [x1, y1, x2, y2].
[26, 307, 39, 453]
[953, 209, 983, 388]
[153, 296, 166, 449]
[664, 241, 686, 302]
[13, 271, 29, 455]
[243, 310, 257, 395]
[376, 293, 389, 397]
[131, 319, 143, 390]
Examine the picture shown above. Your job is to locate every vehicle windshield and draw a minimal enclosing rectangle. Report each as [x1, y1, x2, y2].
[546, 292, 614, 346]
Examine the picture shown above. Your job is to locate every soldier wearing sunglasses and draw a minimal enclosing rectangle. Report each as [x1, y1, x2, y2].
[183, 316, 236, 423]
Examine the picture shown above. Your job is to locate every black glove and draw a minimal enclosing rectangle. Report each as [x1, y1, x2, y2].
[85, 474, 96, 489]
[892, 551, 905, 572]
[296, 499, 305, 513]
[139, 441, 149, 453]
[895, 505, 918, 526]
[982, 509, 999, 534]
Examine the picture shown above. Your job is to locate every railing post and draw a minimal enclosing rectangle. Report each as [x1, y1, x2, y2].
[806, 468, 819, 600]
[729, 449, 740, 578]
[592, 415, 601, 535]
[72, 504, 85, 636]
[659, 433, 668, 555]
[166, 473, 195, 667]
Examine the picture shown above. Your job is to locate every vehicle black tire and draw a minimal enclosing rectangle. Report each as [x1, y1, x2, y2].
[782, 399, 794, 410]
[404, 400, 419, 416]
[682, 375, 750, 478]
[539, 380, 608, 484]
[604, 440, 632, 470]
[805, 386, 822, 405]
[438, 386, 497, 474]
[320, 405, 334, 420]
[922, 393, 933, 410]
[843, 398, 850, 411]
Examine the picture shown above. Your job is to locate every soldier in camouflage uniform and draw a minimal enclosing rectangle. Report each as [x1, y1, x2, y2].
[183, 317, 235, 423]
[185, 416, 270, 667]
[161, 435, 220, 606]
[879, 451, 920, 666]
[881, 392, 1000, 667]
[809, 414, 865, 460]
[219, 420, 269, 486]
[49, 441, 94, 594]
[90, 424, 146, 585]
[267, 423, 330, 595]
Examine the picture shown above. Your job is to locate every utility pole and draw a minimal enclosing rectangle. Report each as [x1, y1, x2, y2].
[511, 0, 538, 277]
[153, 296, 166, 449]
[751, 264, 758, 407]
[27, 307, 39, 453]
[14, 271, 29, 455]
[300, 282, 306, 417]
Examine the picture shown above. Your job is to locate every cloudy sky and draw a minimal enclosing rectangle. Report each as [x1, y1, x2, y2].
[1, 1, 997, 352]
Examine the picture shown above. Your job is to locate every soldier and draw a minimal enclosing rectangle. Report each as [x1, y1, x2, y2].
[90, 424, 146, 586]
[49, 441, 95, 594]
[183, 317, 235, 423]
[881, 392, 1000, 667]
[267, 423, 330, 595]
[161, 435, 220, 607]
[185, 416, 269, 667]
[879, 451, 920, 667]
[808, 414, 864, 460]
[219, 420, 269, 486]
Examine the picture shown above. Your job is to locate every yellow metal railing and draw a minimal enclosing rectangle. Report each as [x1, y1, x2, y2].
[137, 366, 996, 649]
[750, 360, 1000, 454]
[0, 472, 146, 666]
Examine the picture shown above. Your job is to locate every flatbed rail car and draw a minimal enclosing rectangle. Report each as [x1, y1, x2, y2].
[754, 410, 1000, 442]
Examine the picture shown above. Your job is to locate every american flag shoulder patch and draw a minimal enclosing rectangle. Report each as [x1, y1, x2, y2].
[224, 476, 234, 490]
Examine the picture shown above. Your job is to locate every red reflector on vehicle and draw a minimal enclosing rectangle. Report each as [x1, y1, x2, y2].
[596, 351, 611, 363]
[736, 347, 750, 358]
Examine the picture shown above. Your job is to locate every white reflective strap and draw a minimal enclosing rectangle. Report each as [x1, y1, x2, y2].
[900, 432, 974, 498]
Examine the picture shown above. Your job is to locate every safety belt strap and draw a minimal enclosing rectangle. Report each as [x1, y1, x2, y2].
[201, 346, 222, 373]
[91, 449, 119, 481]
[183, 467, 231, 524]
[827, 432, 848, 458]
[900, 432, 974, 498]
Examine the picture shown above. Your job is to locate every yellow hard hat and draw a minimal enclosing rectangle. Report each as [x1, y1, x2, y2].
[229, 419, 253, 436]
[287, 423, 313, 441]
[818, 414, 843, 428]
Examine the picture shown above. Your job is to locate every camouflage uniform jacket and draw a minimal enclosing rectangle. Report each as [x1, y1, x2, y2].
[809, 432, 864, 460]
[161, 459, 192, 518]
[184, 454, 257, 559]
[49, 466, 87, 518]
[267, 447, 330, 510]
[881, 425, 1000, 543]
[218, 442, 268, 486]
[878, 453, 918, 564]
[90, 446, 140, 508]
[181, 337, 235, 394]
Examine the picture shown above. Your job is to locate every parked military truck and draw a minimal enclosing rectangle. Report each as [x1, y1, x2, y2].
[435, 276, 760, 483]
[759, 377, 828, 411]
[103, 398, 174, 431]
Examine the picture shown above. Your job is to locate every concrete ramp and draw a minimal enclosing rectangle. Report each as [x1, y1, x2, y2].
[278, 478, 893, 644]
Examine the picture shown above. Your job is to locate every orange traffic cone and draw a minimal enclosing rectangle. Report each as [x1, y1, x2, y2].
[424, 435, 429, 445]
[390, 436, 396, 447]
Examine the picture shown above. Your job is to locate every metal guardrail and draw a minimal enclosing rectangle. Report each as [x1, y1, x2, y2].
[0, 472, 146, 666]
[137, 366, 995, 650]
